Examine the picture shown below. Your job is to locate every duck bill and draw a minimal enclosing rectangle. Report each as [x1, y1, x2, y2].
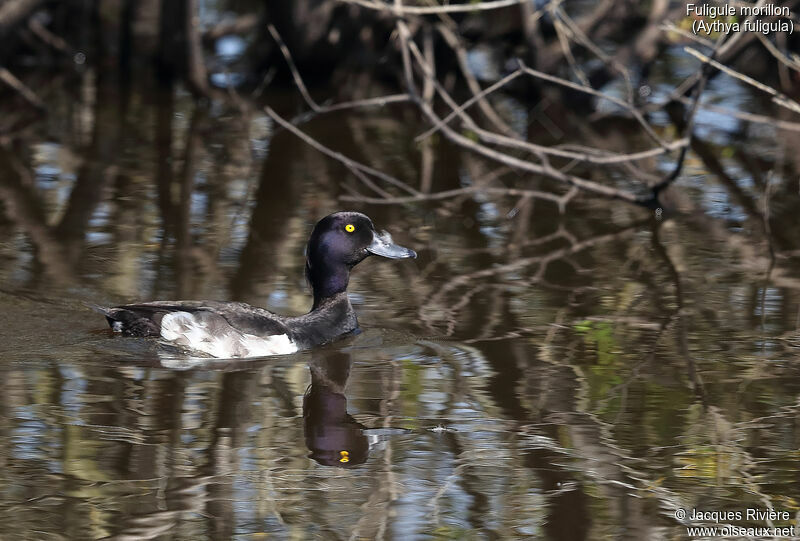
[367, 230, 417, 259]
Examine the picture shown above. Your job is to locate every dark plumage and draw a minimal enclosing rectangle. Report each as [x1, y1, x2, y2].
[94, 212, 416, 358]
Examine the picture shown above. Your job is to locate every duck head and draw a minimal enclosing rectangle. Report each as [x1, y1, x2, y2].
[306, 211, 416, 307]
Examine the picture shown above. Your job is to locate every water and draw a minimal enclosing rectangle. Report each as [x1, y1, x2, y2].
[2, 58, 800, 540]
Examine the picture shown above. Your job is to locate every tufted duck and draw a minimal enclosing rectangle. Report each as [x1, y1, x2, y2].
[94, 212, 416, 358]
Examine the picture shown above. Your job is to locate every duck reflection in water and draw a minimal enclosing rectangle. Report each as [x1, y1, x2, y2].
[304, 351, 369, 467]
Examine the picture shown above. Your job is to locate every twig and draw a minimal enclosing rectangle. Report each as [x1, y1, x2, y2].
[267, 23, 320, 112]
[251, 66, 277, 98]
[685, 46, 800, 115]
[518, 61, 668, 149]
[264, 106, 420, 195]
[771, 30, 795, 91]
[0, 0, 46, 37]
[338, 0, 527, 15]
[420, 25, 435, 193]
[414, 65, 685, 166]
[186, 0, 211, 97]
[651, 0, 768, 111]
[394, 0, 418, 96]
[552, 15, 590, 88]
[651, 94, 800, 133]
[0, 67, 47, 111]
[28, 15, 73, 54]
[314, 94, 411, 114]
[536, 0, 616, 74]
[474, 124, 688, 165]
[340, 185, 566, 205]
[416, 96, 643, 203]
[288, 93, 412, 125]
[404, 28, 552, 171]
[645, 41, 722, 201]
[660, 22, 714, 48]
[436, 23, 517, 136]
[402, 30, 480, 133]
[398, 26, 647, 203]
[553, 4, 634, 102]
[415, 69, 523, 142]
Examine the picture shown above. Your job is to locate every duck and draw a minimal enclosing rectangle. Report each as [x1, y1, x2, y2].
[94, 211, 416, 358]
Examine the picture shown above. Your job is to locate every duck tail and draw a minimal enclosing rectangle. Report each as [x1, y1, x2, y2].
[84, 302, 113, 316]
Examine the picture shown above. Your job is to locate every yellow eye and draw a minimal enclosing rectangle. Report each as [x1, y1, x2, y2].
[345, 224, 355, 233]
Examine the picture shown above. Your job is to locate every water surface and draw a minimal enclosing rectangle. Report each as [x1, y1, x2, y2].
[1, 47, 800, 540]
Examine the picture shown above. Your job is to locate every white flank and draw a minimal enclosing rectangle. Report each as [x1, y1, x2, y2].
[160, 311, 298, 358]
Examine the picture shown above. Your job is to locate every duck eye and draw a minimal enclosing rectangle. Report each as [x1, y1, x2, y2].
[345, 224, 355, 233]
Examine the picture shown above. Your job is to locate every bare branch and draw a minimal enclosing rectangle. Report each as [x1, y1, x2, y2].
[394, 17, 650, 204]
[340, 185, 566, 205]
[685, 46, 800, 115]
[28, 15, 74, 54]
[265, 106, 420, 195]
[660, 22, 714, 48]
[394, 0, 418, 96]
[518, 62, 669, 149]
[186, 0, 211, 97]
[338, 0, 527, 15]
[650, 95, 800, 133]
[436, 23, 518, 136]
[288, 94, 412, 126]
[647, 39, 724, 200]
[0, 67, 46, 111]
[415, 69, 524, 142]
[267, 23, 321, 112]
[414, 66, 686, 166]
[0, 0, 45, 37]
[552, 14, 590, 88]
[415, 96, 643, 203]
[650, 0, 769, 111]
[473, 124, 688, 166]
[552, 4, 634, 101]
